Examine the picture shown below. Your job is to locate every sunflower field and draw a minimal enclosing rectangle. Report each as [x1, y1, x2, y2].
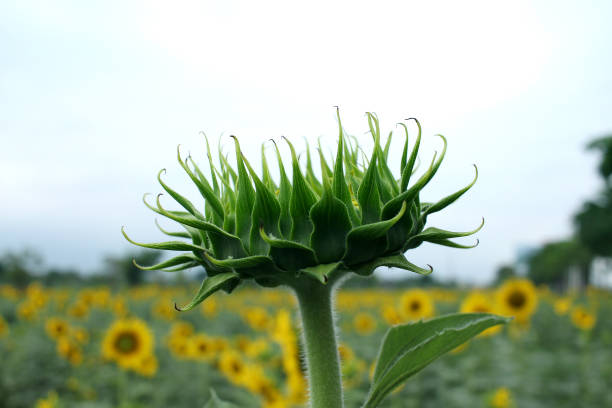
[0, 280, 610, 408]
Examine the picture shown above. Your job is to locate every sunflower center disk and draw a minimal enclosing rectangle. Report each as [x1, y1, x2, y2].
[507, 291, 527, 309]
[115, 332, 139, 354]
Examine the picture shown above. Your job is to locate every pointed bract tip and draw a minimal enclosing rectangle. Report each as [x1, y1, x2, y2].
[174, 302, 182, 312]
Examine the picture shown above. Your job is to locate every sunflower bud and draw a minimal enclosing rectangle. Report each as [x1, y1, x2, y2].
[123, 111, 482, 310]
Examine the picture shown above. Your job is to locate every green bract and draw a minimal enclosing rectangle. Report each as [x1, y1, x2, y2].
[122, 111, 482, 310]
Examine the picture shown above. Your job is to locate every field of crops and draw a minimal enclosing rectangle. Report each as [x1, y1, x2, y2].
[0, 280, 610, 408]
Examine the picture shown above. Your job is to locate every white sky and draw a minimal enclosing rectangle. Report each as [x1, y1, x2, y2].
[1, 1, 611, 283]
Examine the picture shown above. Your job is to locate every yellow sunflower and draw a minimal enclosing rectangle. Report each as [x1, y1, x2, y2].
[57, 337, 83, 366]
[553, 297, 572, 316]
[570, 305, 596, 331]
[218, 350, 249, 385]
[102, 318, 154, 369]
[188, 334, 216, 361]
[490, 387, 513, 408]
[353, 312, 376, 335]
[460, 292, 501, 336]
[134, 354, 158, 377]
[45, 317, 70, 339]
[399, 289, 435, 321]
[0, 316, 8, 338]
[495, 278, 538, 323]
[381, 305, 401, 325]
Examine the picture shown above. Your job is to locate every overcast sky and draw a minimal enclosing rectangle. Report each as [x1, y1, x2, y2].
[1, 1, 611, 284]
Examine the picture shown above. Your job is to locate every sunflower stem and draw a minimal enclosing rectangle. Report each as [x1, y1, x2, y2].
[294, 281, 344, 408]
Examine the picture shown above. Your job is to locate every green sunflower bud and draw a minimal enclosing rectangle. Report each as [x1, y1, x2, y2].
[123, 110, 482, 310]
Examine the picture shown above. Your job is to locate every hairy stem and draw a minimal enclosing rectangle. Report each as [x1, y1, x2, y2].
[294, 282, 344, 408]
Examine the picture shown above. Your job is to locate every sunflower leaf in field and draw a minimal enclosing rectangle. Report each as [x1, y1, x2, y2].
[203, 389, 237, 408]
[332, 109, 360, 226]
[203, 253, 282, 280]
[231, 136, 256, 246]
[343, 201, 407, 265]
[352, 254, 432, 277]
[363, 313, 510, 408]
[421, 164, 478, 218]
[121, 227, 208, 253]
[299, 262, 343, 284]
[260, 227, 317, 271]
[271, 139, 293, 238]
[309, 172, 352, 264]
[175, 271, 240, 311]
[285, 136, 318, 245]
[132, 254, 203, 271]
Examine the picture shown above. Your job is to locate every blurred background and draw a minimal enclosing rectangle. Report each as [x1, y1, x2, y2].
[1, 1, 611, 407]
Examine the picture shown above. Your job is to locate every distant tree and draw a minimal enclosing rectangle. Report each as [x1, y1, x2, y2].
[104, 250, 162, 286]
[493, 264, 517, 285]
[586, 136, 612, 185]
[527, 240, 592, 288]
[574, 135, 612, 260]
[0, 249, 42, 288]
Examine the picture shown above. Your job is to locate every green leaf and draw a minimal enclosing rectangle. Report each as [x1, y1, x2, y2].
[309, 182, 352, 264]
[153, 195, 247, 259]
[271, 139, 293, 238]
[352, 254, 432, 276]
[176, 146, 225, 222]
[157, 169, 204, 219]
[240, 148, 281, 255]
[203, 253, 282, 279]
[132, 254, 203, 271]
[260, 227, 317, 271]
[357, 116, 382, 224]
[400, 118, 422, 191]
[332, 109, 360, 226]
[284, 137, 318, 245]
[231, 136, 256, 246]
[408, 218, 484, 247]
[422, 164, 478, 218]
[154, 219, 191, 239]
[203, 389, 237, 408]
[121, 227, 208, 253]
[364, 313, 510, 408]
[175, 272, 239, 311]
[299, 262, 343, 284]
[343, 201, 406, 265]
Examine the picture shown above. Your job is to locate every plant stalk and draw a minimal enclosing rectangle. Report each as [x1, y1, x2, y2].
[294, 282, 344, 408]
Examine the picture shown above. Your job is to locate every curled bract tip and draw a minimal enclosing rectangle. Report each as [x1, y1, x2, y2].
[174, 303, 181, 312]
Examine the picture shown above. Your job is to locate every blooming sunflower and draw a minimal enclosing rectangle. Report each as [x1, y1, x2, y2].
[460, 292, 501, 336]
[553, 297, 572, 316]
[353, 312, 377, 335]
[490, 387, 512, 408]
[0, 316, 8, 338]
[188, 333, 215, 361]
[399, 289, 435, 321]
[134, 354, 158, 377]
[102, 318, 154, 369]
[45, 317, 70, 339]
[218, 350, 249, 385]
[570, 305, 596, 331]
[495, 278, 538, 323]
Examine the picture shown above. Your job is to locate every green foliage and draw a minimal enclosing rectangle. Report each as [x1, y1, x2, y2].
[527, 240, 591, 286]
[0, 249, 41, 288]
[574, 134, 612, 258]
[203, 389, 237, 408]
[574, 190, 612, 258]
[124, 111, 482, 309]
[363, 313, 509, 408]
